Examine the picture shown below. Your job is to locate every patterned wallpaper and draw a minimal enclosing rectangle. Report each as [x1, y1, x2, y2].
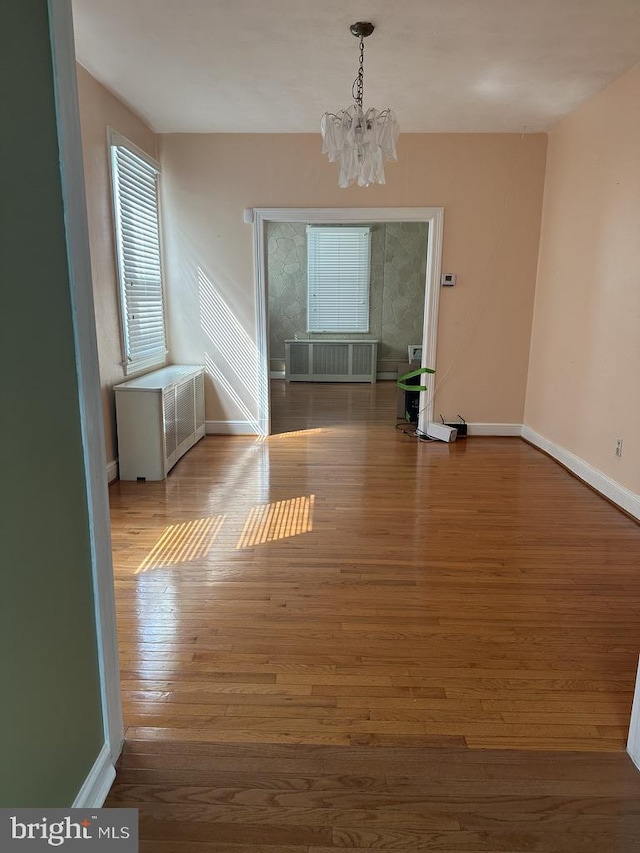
[267, 222, 428, 374]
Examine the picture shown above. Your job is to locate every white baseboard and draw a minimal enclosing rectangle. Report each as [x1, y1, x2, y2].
[205, 420, 265, 436]
[203, 420, 524, 437]
[72, 743, 115, 808]
[522, 426, 640, 521]
[106, 459, 118, 483]
[466, 423, 523, 436]
[269, 371, 285, 379]
[628, 658, 640, 772]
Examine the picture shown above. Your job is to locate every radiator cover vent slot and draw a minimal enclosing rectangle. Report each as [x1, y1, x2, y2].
[313, 343, 349, 376]
[352, 344, 374, 376]
[289, 343, 310, 375]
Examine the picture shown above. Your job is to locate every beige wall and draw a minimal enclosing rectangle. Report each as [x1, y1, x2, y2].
[160, 133, 547, 426]
[525, 64, 640, 495]
[77, 65, 158, 462]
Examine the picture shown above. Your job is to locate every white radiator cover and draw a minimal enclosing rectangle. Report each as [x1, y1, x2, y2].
[285, 340, 377, 383]
[114, 365, 205, 481]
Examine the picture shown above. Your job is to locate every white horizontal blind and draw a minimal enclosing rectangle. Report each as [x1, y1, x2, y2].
[307, 226, 371, 333]
[111, 141, 167, 373]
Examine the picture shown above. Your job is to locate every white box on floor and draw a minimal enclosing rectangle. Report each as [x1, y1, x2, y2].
[426, 422, 458, 442]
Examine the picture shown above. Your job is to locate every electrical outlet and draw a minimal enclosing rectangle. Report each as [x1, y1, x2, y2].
[615, 439, 623, 457]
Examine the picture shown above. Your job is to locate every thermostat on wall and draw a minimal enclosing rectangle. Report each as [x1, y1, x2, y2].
[441, 274, 457, 286]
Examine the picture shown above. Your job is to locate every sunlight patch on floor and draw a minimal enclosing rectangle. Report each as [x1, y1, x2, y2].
[236, 495, 315, 549]
[136, 515, 226, 573]
[269, 428, 326, 439]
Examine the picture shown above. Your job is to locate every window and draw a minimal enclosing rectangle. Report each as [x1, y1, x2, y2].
[307, 226, 371, 333]
[110, 131, 167, 374]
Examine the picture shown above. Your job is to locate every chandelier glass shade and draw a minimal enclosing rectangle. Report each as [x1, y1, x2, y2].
[321, 22, 399, 188]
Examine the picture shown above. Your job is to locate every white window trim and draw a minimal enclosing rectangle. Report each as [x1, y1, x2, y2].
[108, 128, 167, 376]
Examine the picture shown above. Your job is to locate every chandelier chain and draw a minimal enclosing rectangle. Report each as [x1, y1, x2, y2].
[352, 36, 365, 107]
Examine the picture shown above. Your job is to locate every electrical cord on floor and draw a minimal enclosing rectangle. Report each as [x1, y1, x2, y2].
[415, 427, 436, 442]
[395, 421, 415, 437]
[395, 422, 437, 441]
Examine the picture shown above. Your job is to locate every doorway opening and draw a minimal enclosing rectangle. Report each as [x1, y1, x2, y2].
[252, 208, 444, 437]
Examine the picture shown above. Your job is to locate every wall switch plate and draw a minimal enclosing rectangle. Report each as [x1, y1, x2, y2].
[441, 274, 457, 286]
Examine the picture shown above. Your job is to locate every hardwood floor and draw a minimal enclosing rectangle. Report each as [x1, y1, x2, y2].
[109, 381, 640, 752]
[108, 741, 640, 852]
[107, 381, 640, 849]
[269, 378, 399, 433]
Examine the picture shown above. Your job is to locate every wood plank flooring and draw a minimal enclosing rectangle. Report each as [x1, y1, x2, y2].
[107, 740, 640, 852]
[109, 382, 640, 753]
[107, 381, 640, 850]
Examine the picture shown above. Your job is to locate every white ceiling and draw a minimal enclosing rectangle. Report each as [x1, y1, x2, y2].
[72, 0, 640, 133]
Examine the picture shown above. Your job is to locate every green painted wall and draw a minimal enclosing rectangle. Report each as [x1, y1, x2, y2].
[0, 3, 104, 805]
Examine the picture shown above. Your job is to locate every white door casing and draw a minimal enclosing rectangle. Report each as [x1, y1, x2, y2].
[251, 207, 445, 436]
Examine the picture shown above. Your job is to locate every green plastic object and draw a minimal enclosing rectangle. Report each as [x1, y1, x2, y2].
[396, 366, 435, 392]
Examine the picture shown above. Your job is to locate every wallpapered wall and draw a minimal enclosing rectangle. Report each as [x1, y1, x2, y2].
[267, 222, 428, 374]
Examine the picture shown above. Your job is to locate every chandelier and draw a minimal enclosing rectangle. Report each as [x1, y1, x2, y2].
[321, 22, 399, 188]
